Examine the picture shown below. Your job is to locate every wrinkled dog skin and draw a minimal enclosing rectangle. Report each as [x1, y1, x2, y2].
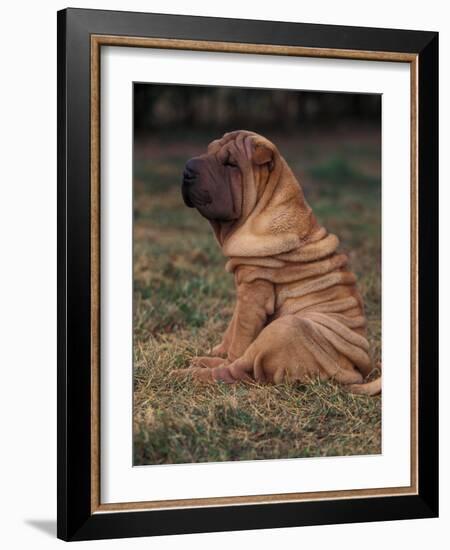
[178, 130, 381, 395]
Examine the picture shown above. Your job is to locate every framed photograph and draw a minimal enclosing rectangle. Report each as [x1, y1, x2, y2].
[57, 8, 438, 541]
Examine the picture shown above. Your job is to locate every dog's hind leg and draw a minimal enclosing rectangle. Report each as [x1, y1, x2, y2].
[171, 354, 255, 384]
[211, 358, 254, 383]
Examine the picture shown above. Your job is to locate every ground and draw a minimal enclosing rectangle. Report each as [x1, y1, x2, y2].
[133, 129, 381, 465]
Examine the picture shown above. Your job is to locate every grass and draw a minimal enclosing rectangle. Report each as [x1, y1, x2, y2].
[133, 130, 381, 465]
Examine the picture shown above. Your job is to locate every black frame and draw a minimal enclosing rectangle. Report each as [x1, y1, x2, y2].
[57, 7, 438, 541]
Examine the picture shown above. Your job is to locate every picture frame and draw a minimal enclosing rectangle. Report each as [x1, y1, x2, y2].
[57, 7, 438, 541]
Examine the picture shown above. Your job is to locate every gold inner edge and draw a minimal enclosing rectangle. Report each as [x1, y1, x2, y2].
[89, 34, 419, 514]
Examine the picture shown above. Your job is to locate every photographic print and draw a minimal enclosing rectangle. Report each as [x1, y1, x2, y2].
[132, 84, 382, 466]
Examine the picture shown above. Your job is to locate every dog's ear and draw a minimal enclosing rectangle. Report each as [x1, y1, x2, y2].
[252, 142, 274, 169]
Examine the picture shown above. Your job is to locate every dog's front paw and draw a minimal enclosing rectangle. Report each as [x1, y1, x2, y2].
[210, 342, 228, 357]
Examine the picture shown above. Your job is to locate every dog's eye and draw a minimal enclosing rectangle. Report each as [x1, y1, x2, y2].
[223, 157, 237, 168]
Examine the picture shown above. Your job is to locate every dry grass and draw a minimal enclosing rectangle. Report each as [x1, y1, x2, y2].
[133, 131, 381, 465]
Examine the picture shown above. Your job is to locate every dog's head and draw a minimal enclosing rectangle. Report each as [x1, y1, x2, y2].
[181, 131, 277, 222]
[181, 131, 314, 257]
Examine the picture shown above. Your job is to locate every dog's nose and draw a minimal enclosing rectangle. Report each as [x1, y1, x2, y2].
[183, 159, 202, 195]
[183, 170, 196, 185]
[184, 158, 202, 178]
[182, 159, 198, 207]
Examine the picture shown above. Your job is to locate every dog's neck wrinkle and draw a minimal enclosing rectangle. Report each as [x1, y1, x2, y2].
[225, 227, 342, 275]
[275, 231, 340, 263]
[209, 219, 238, 247]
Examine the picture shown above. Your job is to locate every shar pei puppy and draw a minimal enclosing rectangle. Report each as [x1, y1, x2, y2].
[177, 130, 381, 395]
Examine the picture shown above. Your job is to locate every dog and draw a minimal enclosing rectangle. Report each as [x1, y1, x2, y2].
[177, 130, 381, 395]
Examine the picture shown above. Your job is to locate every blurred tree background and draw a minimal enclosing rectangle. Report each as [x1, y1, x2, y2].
[134, 84, 380, 136]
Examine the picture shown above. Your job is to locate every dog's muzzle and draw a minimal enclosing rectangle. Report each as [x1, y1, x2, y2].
[181, 159, 212, 208]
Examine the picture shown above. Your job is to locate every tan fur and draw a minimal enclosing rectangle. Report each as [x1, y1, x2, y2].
[175, 131, 381, 395]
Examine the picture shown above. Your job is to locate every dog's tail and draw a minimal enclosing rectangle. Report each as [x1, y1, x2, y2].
[345, 363, 382, 396]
